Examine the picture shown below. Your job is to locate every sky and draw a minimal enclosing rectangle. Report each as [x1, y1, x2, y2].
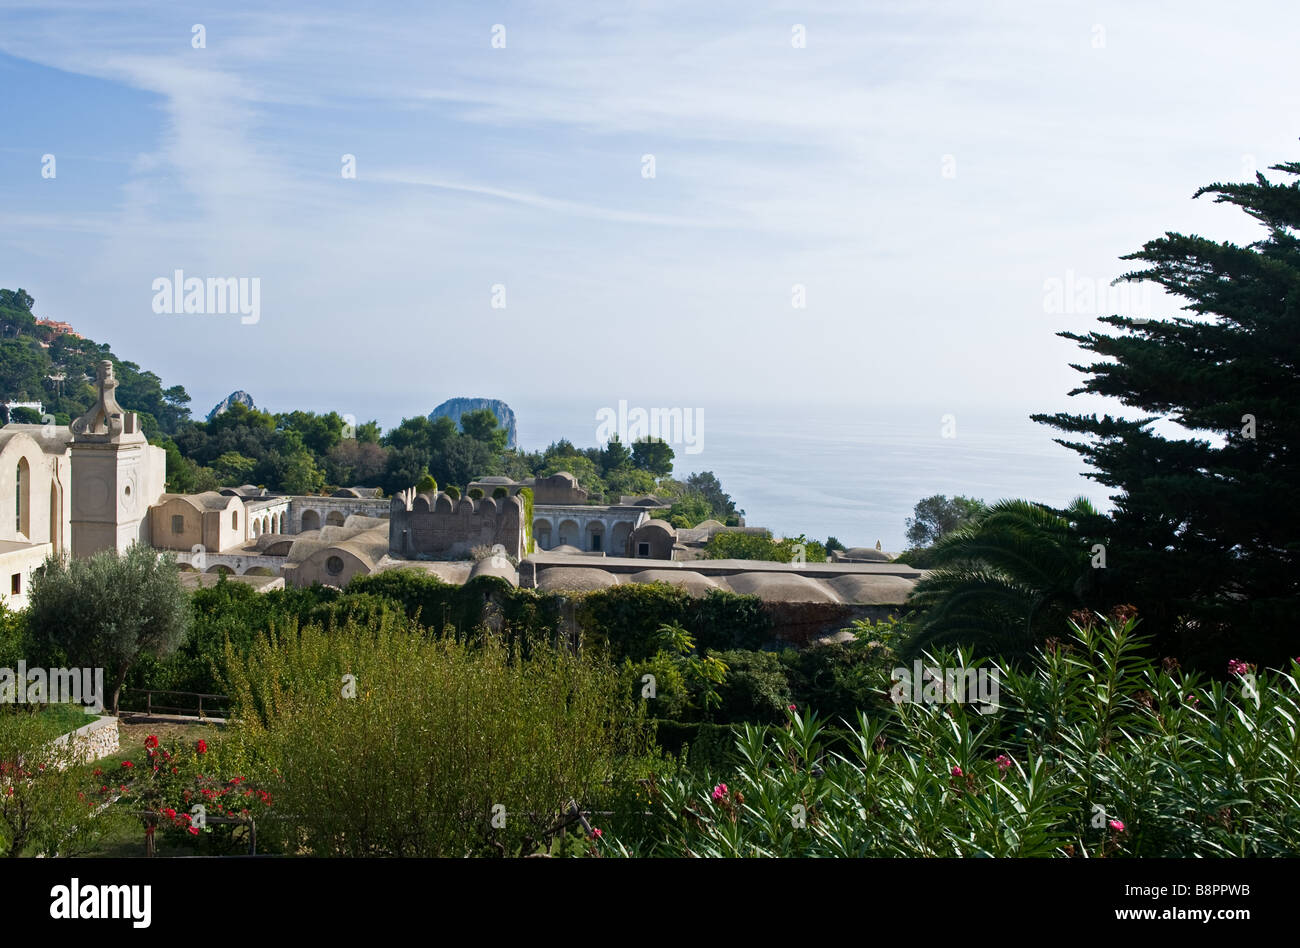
[2, 0, 1299, 450]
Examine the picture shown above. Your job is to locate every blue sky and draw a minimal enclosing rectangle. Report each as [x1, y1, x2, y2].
[2, 0, 1298, 439]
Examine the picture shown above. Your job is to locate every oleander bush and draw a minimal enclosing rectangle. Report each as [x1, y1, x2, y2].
[602, 614, 1300, 856]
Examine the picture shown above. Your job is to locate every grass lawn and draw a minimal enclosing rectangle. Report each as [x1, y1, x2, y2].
[37, 703, 98, 734]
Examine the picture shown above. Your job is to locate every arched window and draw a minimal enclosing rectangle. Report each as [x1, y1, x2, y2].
[15, 458, 30, 539]
[232, 510, 239, 530]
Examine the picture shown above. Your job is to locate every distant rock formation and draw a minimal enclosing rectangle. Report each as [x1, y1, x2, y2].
[429, 397, 518, 449]
[207, 390, 256, 421]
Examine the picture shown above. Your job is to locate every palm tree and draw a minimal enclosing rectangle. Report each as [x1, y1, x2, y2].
[902, 497, 1110, 660]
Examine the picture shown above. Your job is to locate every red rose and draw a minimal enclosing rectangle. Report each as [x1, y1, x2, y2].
[196, 739, 207, 754]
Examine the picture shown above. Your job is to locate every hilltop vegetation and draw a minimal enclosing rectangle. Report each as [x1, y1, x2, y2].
[0, 288, 191, 436]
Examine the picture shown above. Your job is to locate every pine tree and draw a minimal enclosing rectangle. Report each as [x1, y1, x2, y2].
[1032, 155, 1300, 667]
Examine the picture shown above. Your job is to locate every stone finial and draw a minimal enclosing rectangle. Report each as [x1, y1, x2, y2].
[70, 360, 142, 443]
[876, 540, 882, 550]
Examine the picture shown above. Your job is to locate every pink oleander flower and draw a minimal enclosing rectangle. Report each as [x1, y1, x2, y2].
[712, 783, 728, 801]
[951, 766, 963, 778]
[1109, 819, 1125, 832]
[591, 827, 603, 838]
[1227, 659, 1251, 676]
[788, 703, 797, 712]
[995, 754, 1012, 773]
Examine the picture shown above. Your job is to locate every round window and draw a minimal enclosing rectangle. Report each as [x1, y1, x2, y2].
[326, 555, 345, 576]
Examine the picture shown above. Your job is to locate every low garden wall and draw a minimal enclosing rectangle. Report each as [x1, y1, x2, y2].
[50, 714, 119, 767]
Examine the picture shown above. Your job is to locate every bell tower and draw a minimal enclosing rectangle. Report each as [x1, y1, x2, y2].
[68, 360, 167, 556]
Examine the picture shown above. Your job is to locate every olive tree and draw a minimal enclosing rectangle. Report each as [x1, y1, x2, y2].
[26, 544, 191, 712]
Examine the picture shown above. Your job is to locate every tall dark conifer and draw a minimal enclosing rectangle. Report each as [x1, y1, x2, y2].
[1033, 156, 1300, 667]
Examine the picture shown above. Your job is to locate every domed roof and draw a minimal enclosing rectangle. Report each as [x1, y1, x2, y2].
[629, 570, 724, 597]
[723, 571, 839, 603]
[633, 519, 676, 537]
[842, 547, 891, 562]
[536, 568, 621, 593]
[826, 574, 916, 605]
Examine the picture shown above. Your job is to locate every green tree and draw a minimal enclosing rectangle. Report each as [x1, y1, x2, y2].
[383, 445, 431, 494]
[0, 288, 35, 313]
[632, 437, 675, 477]
[459, 408, 508, 453]
[211, 451, 257, 485]
[601, 437, 632, 473]
[1032, 154, 1300, 666]
[280, 450, 325, 495]
[277, 410, 346, 457]
[684, 472, 736, 519]
[26, 545, 192, 712]
[704, 531, 826, 564]
[604, 466, 656, 501]
[904, 494, 986, 548]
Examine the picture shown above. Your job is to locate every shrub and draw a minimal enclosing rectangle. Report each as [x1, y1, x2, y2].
[579, 583, 772, 662]
[444, 486, 461, 500]
[123, 579, 339, 699]
[346, 569, 561, 645]
[710, 649, 793, 724]
[779, 642, 890, 724]
[492, 487, 508, 499]
[468, 487, 484, 500]
[222, 614, 647, 856]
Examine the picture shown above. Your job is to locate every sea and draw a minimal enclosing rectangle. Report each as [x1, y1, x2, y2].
[513, 399, 1113, 553]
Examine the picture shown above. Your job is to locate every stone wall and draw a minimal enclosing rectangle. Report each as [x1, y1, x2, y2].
[389, 489, 526, 560]
[289, 496, 390, 533]
[50, 714, 120, 768]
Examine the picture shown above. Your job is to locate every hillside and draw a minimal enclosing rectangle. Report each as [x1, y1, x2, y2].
[0, 287, 191, 437]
